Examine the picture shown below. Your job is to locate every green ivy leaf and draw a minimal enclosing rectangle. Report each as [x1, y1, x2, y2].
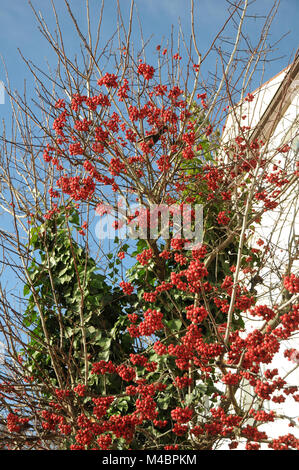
[166, 319, 182, 332]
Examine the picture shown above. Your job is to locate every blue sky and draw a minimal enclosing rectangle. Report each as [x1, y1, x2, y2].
[0, 0, 298, 244]
[0, 0, 298, 111]
[0, 0, 298, 285]
[0, 0, 298, 361]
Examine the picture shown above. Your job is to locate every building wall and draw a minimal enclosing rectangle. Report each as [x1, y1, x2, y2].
[221, 68, 299, 445]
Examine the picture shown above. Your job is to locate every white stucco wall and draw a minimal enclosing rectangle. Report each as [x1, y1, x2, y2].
[221, 67, 299, 447]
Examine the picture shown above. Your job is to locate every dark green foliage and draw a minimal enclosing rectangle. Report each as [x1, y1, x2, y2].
[22, 206, 135, 394]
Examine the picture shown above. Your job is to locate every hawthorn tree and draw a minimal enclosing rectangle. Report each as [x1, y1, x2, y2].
[0, 0, 298, 450]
